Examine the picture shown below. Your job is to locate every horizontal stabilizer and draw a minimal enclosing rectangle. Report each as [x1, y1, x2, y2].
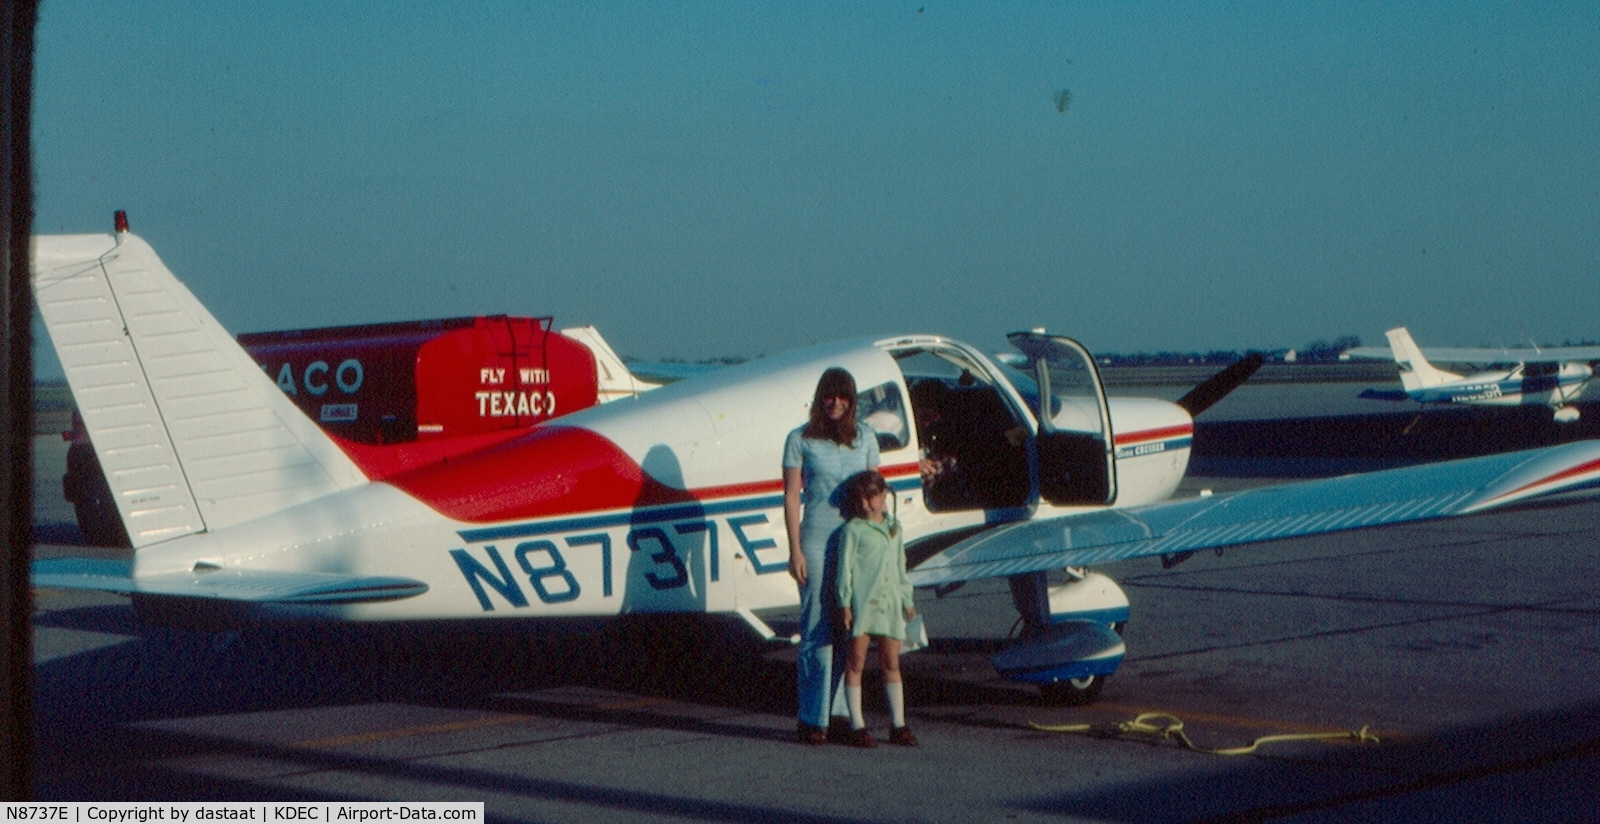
[1357, 388, 1412, 402]
[33, 558, 428, 604]
[909, 440, 1600, 587]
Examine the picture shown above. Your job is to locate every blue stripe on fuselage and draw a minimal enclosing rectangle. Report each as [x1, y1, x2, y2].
[457, 475, 925, 543]
[457, 494, 784, 543]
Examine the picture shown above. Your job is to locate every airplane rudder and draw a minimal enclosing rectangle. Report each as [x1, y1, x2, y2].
[33, 232, 208, 546]
[33, 229, 368, 545]
[1385, 327, 1450, 390]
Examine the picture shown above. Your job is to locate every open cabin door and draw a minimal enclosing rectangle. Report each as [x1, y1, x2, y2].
[1007, 332, 1117, 506]
[894, 343, 1033, 513]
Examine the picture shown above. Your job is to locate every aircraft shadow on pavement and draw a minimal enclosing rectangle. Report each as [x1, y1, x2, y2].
[33, 617, 899, 822]
[37, 716, 895, 823]
[33, 602, 1038, 796]
[34, 603, 1600, 819]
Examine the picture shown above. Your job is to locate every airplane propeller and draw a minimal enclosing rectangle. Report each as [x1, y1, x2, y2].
[1174, 353, 1264, 417]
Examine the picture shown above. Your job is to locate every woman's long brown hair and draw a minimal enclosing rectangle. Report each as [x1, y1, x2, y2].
[803, 367, 859, 446]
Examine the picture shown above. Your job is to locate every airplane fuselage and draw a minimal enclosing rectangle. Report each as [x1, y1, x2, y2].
[1406, 362, 1591, 408]
[127, 335, 1193, 623]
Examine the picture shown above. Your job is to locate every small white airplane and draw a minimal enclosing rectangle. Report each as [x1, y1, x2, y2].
[30, 224, 1600, 705]
[1346, 327, 1600, 423]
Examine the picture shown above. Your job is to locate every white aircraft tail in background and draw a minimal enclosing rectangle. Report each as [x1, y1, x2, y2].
[559, 325, 664, 401]
[1386, 327, 1463, 393]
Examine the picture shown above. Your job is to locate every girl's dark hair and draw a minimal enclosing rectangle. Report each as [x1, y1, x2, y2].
[840, 470, 894, 535]
[803, 367, 859, 446]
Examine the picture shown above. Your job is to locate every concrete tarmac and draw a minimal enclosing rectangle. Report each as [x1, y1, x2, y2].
[29, 432, 1600, 820]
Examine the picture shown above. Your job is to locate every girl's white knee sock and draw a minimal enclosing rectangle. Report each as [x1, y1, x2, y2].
[886, 681, 905, 728]
[846, 684, 865, 730]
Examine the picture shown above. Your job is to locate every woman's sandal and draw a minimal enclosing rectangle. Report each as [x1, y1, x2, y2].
[797, 723, 828, 746]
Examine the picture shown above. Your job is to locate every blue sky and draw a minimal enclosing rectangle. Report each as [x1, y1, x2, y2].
[29, 2, 1599, 375]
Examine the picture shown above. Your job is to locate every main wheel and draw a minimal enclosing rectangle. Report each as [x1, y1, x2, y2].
[1039, 674, 1107, 706]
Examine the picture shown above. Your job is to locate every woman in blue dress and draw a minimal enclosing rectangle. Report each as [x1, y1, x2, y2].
[784, 367, 880, 745]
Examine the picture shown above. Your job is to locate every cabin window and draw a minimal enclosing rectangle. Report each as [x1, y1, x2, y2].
[858, 381, 909, 451]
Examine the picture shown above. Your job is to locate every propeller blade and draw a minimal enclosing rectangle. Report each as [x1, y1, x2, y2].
[1175, 353, 1264, 417]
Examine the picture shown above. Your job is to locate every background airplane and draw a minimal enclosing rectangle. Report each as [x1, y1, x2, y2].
[1346, 327, 1600, 423]
[30, 225, 1600, 706]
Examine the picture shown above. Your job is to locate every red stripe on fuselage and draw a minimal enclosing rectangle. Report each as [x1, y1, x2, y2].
[690, 478, 783, 500]
[381, 426, 921, 524]
[334, 429, 528, 480]
[1113, 424, 1193, 446]
[675, 462, 919, 504]
[383, 425, 694, 522]
[880, 461, 920, 479]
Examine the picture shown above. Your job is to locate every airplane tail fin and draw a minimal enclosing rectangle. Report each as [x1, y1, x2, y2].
[1385, 327, 1460, 392]
[31, 227, 367, 548]
[559, 325, 662, 401]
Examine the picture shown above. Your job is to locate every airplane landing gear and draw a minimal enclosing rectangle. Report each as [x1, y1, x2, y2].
[1040, 674, 1105, 706]
[991, 570, 1129, 705]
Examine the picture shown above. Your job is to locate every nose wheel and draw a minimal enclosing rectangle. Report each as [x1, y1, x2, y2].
[998, 571, 1128, 705]
[1037, 620, 1122, 705]
[1040, 674, 1106, 706]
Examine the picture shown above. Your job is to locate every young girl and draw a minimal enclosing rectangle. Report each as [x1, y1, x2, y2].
[836, 470, 918, 747]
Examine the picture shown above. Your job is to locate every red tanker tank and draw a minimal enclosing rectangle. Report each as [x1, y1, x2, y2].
[238, 316, 601, 445]
[67, 315, 612, 546]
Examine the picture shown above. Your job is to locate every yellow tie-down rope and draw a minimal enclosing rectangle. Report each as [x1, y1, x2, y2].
[1028, 712, 1380, 756]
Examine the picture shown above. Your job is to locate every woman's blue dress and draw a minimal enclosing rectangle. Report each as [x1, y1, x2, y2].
[783, 421, 879, 728]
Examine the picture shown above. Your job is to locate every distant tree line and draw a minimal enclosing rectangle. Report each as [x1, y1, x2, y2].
[1098, 349, 1262, 367]
[634, 332, 1600, 370]
[633, 332, 1600, 371]
[646, 355, 751, 366]
[1097, 335, 1363, 366]
[636, 336, 1385, 370]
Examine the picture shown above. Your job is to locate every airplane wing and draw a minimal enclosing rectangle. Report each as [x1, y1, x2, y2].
[909, 440, 1600, 586]
[33, 558, 428, 604]
[1345, 345, 1600, 363]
